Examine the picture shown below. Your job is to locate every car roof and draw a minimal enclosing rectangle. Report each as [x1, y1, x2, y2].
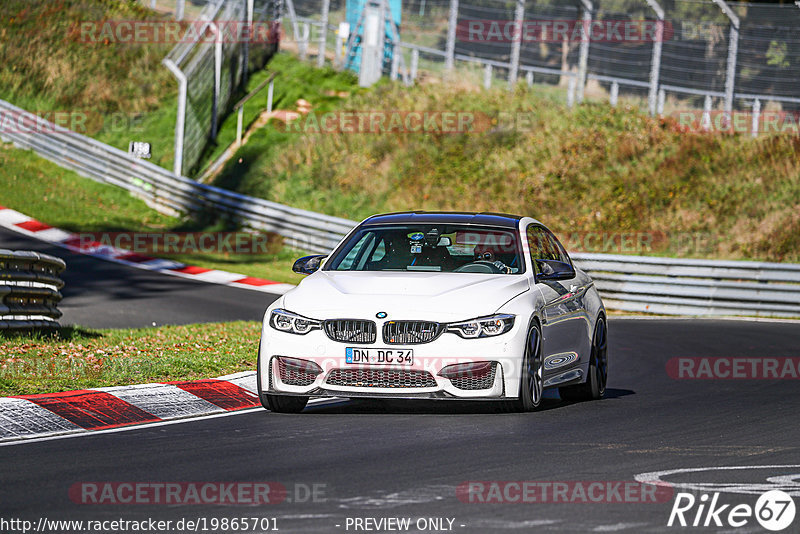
[361, 211, 523, 229]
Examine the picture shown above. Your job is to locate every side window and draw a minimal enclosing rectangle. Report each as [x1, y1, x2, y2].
[526, 226, 546, 273]
[543, 229, 572, 265]
[337, 233, 373, 270]
[527, 225, 570, 273]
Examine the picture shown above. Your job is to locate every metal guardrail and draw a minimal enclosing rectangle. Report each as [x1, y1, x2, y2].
[0, 99, 355, 254]
[571, 253, 800, 318]
[0, 250, 66, 330]
[2, 98, 799, 318]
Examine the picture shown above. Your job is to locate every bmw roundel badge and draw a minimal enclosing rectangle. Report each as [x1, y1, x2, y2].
[376, 311, 388, 319]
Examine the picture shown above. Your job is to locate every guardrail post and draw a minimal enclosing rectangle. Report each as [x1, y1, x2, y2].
[237, 107, 245, 146]
[445, 0, 459, 71]
[751, 98, 760, 138]
[645, 0, 664, 117]
[701, 94, 712, 131]
[391, 51, 399, 80]
[657, 88, 665, 116]
[176, 0, 185, 21]
[318, 0, 331, 67]
[577, 0, 592, 103]
[410, 49, 419, 82]
[483, 64, 492, 89]
[243, 0, 254, 85]
[163, 58, 187, 177]
[713, 0, 740, 113]
[525, 71, 533, 87]
[609, 81, 618, 106]
[267, 78, 274, 113]
[210, 22, 223, 140]
[567, 76, 576, 108]
[299, 22, 310, 60]
[507, 0, 525, 87]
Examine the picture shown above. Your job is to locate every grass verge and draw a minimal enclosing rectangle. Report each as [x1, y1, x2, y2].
[0, 322, 260, 396]
[0, 143, 306, 284]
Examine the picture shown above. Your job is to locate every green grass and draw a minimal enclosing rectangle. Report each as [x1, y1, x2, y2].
[210, 63, 800, 263]
[0, 322, 260, 396]
[0, 0, 181, 169]
[0, 143, 306, 284]
[194, 53, 360, 177]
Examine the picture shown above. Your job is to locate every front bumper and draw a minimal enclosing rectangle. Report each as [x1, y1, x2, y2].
[259, 322, 527, 400]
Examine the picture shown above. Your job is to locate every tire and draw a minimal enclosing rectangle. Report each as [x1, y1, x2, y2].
[256, 346, 309, 414]
[560, 316, 608, 402]
[505, 323, 544, 413]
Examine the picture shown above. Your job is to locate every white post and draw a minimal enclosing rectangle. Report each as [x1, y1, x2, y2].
[507, 0, 525, 87]
[391, 51, 399, 80]
[526, 71, 534, 87]
[284, 0, 307, 60]
[645, 0, 664, 117]
[318, 0, 331, 67]
[567, 76, 576, 108]
[751, 98, 760, 138]
[445, 0, 459, 71]
[657, 88, 665, 115]
[163, 59, 187, 176]
[577, 0, 592, 103]
[267, 78, 274, 113]
[713, 0, 740, 113]
[175, 0, 184, 21]
[237, 107, 244, 146]
[150, 0, 156, 9]
[701, 95, 712, 131]
[359, 1, 384, 87]
[210, 22, 223, 139]
[484, 64, 492, 89]
[243, 0, 254, 85]
[336, 22, 350, 69]
[609, 81, 619, 106]
[410, 49, 419, 82]
[299, 22, 310, 60]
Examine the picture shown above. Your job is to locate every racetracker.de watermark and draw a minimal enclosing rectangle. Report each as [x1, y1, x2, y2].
[276, 111, 494, 134]
[74, 21, 279, 44]
[667, 357, 800, 380]
[457, 481, 674, 503]
[74, 232, 281, 256]
[69, 482, 326, 505]
[0, 110, 145, 135]
[672, 111, 800, 135]
[456, 20, 674, 43]
[560, 231, 717, 255]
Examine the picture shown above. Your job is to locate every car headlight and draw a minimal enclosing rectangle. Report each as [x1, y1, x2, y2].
[269, 309, 321, 335]
[446, 314, 515, 339]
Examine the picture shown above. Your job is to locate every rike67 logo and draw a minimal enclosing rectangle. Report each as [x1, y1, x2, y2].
[668, 490, 796, 531]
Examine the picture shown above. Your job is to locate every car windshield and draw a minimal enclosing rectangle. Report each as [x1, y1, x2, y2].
[325, 224, 525, 274]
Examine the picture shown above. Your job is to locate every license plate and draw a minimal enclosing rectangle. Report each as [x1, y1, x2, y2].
[345, 347, 414, 365]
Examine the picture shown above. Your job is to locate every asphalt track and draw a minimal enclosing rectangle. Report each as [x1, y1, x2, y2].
[0, 227, 277, 328]
[2, 227, 800, 532]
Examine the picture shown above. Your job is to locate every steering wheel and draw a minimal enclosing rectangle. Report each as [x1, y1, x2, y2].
[454, 260, 509, 274]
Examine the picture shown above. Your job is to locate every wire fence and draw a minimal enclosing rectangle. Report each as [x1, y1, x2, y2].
[283, 0, 800, 117]
[161, 0, 280, 177]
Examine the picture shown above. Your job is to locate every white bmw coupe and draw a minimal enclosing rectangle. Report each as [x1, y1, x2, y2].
[257, 212, 608, 413]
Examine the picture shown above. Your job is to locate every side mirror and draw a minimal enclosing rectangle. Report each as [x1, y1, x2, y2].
[292, 255, 327, 275]
[536, 259, 575, 281]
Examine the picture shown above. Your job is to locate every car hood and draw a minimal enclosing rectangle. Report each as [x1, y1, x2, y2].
[282, 271, 530, 321]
